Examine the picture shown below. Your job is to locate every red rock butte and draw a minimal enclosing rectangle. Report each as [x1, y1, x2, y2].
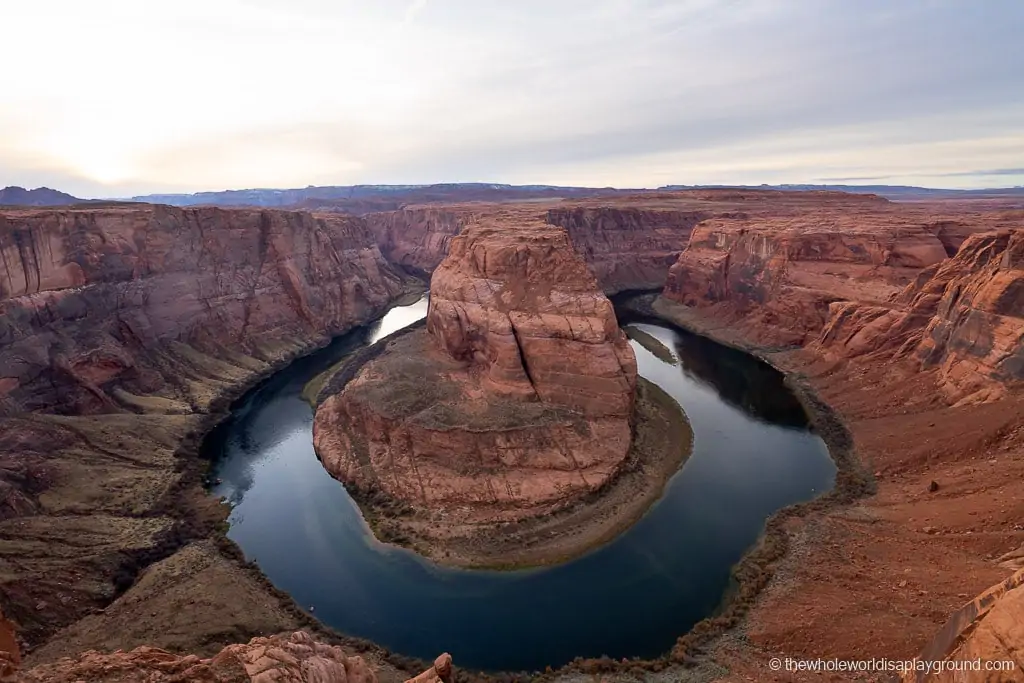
[427, 221, 637, 417]
[313, 219, 638, 525]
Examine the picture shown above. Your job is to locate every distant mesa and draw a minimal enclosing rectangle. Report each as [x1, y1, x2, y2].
[129, 182, 638, 213]
[0, 186, 82, 206]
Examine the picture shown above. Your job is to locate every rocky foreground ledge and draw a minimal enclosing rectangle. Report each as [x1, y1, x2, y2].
[1, 612, 452, 683]
[313, 218, 692, 567]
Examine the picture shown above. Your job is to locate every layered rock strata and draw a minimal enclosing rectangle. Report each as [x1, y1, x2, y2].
[364, 207, 473, 276]
[664, 215, 960, 346]
[366, 203, 706, 294]
[817, 229, 1023, 402]
[314, 220, 638, 529]
[0, 205, 408, 650]
[546, 207, 707, 293]
[0, 205, 405, 415]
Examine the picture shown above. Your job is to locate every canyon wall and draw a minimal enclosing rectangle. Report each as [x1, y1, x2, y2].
[663, 215, 955, 346]
[0, 205, 406, 415]
[545, 207, 707, 293]
[364, 207, 474, 276]
[365, 204, 706, 294]
[0, 205, 408, 651]
[818, 229, 1024, 402]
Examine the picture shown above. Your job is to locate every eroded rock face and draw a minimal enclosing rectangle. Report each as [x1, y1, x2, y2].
[663, 216, 954, 345]
[0, 205, 405, 415]
[0, 608, 18, 680]
[0, 205, 408, 649]
[9, 629, 451, 683]
[315, 221, 637, 522]
[819, 229, 1023, 402]
[366, 203, 706, 294]
[546, 207, 707, 293]
[427, 223, 637, 416]
[901, 569, 1024, 683]
[365, 207, 474, 276]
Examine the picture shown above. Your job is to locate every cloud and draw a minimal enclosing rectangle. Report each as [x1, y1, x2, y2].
[1, 0, 1023, 195]
[931, 167, 1024, 178]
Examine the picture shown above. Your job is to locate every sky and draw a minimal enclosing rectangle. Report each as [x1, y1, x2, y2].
[1, 0, 1022, 198]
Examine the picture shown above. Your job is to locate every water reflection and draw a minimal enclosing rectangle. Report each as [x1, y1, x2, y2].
[621, 314, 810, 429]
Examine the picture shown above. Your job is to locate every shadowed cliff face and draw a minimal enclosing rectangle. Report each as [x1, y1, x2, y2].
[545, 207, 708, 294]
[364, 208, 474, 277]
[364, 204, 707, 294]
[0, 205, 408, 650]
[0, 206, 405, 415]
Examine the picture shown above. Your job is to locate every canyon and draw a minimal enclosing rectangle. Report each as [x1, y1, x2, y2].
[0, 204, 445, 681]
[0, 190, 1021, 682]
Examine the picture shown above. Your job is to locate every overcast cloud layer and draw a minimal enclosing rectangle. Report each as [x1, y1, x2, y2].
[1, 0, 1022, 197]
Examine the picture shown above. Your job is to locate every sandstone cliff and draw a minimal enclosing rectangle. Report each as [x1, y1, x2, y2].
[663, 215, 955, 346]
[314, 220, 640, 551]
[365, 207, 474, 276]
[366, 203, 706, 294]
[0, 205, 406, 415]
[819, 229, 1023, 402]
[0, 205, 409, 651]
[545, 207, 707, 293]
[427, 222, 637, 415]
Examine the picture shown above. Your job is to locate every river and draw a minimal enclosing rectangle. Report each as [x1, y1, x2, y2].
[204, 296, 835, 672]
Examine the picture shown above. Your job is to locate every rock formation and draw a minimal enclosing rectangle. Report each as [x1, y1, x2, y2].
[818, 229, 1023, 402]
[0, 609, 18, 680]
[900, 569, 1024, 682]
[427, 223, 638, 415]
[2, 625, 451, 683]
[0, 205, 406, 415]
[0, 205, 409, 650]
[545, 206, 707, 293]
[367, 203, 706, 294]
[314, 219, 638, 529]
[365, 207, 474, 276]
[662, 214, 954, 346]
